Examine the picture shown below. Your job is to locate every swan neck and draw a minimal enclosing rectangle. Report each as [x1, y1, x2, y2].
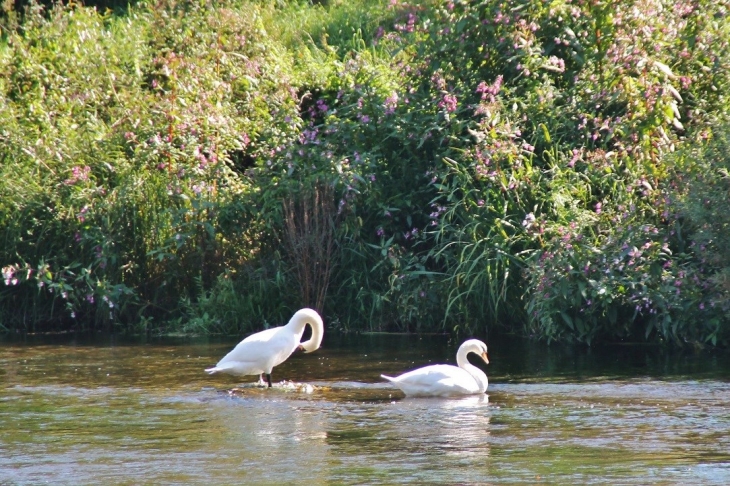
[289, 308, 324, 353]
[457, 348, 488, 393]
[455, 346, 471, 368]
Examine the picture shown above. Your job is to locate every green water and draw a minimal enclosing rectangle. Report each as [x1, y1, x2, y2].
[1, 333, 729, 484]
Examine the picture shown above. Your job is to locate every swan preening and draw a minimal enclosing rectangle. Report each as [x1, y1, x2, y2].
[381, 339, 489, 397]
[205, 308, 324, 387]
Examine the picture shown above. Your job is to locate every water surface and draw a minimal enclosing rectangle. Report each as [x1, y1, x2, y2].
[1, 333, 729, 484]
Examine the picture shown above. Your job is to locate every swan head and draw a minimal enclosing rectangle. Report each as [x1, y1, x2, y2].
[291, 308, 324, 353]
[459, 338, 489, 365]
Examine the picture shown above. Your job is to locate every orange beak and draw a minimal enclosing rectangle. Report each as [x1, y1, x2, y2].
[481, 351, 489, 364]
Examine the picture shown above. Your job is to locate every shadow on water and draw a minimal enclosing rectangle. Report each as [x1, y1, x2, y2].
[1, 331, 730, 484]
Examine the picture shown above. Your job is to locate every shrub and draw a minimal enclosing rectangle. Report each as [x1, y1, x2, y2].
[0, 0, 298, 331]
[1, 0, 729, 346]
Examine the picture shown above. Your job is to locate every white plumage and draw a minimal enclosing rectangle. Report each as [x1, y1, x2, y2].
[381, 339, 489, 397]
[205, 308, 324, 387]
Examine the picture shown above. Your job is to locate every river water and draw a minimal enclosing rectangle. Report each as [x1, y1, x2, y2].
[1, 332, 729, 484]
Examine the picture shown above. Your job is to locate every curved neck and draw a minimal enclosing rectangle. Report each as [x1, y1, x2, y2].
[286, 308, 324, 353]
[456, 349, 488, 393]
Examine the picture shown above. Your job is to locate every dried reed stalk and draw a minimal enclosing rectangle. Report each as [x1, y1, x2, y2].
[281, 181, 337, 313]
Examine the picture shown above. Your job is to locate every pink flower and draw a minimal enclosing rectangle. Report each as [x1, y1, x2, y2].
[476, 75, 503, 103]
[439, 94, 458, 112]
[64, 166, 91, 185]
[384, 92, 399, 115]
[522, 213, 536, 229]
[547, 56, 565, 73]
[3, 266, 17, 286]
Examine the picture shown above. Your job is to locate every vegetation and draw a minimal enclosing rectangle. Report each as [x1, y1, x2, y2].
[1, 0, 729, 346]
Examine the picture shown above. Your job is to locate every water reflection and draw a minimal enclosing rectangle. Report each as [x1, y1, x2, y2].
[0, 333, 729, 484]
[315, 392, 492, 484]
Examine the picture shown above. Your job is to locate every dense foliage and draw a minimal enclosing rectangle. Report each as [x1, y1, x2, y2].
[1, 0, 729, 346]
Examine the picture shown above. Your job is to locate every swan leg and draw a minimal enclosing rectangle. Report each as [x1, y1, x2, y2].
[265, 373, 272, 388]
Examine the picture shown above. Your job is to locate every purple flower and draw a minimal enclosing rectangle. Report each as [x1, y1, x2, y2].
[384, 92, 399, 115]
[476, 75, 503, 103]
[77, 206, 89, 223]
[438, 94, 458, 112]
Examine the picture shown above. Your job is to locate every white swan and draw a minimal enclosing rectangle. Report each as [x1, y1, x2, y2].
[381, 339, 489, 397]
[205, 308, 324, 387]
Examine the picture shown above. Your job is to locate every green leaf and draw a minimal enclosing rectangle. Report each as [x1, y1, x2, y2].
[560, 311, 574, 330]
[578, 281, 587, 298]
[608, 305, 617, 324]
[539, 123, 551, 143]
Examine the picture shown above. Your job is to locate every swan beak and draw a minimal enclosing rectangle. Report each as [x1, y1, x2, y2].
[296, 344, 305, 352]
[481, 351, 489, 364]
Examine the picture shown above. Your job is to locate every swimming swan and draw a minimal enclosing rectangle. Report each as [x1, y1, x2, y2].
[205, 308, 324, 387]
[381, 339, 489, 397]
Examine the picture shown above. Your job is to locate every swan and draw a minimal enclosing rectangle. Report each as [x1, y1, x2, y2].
[205, 308, 324, 387]
[381, 339, 489, 397]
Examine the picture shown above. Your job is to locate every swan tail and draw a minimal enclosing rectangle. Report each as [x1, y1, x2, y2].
[380, 374, 396, 382]
[205, 367, 220, 375]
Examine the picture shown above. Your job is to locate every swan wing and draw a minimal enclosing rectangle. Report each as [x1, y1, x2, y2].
[382, 364, 481, 397]
[211, 326, 299, 375]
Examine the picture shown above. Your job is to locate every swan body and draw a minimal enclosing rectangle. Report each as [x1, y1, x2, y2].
[381, 339, 489, 397]
[205, 308, 324, 387]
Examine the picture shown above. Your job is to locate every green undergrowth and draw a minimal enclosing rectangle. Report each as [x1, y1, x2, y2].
[1, 0, 729, 347]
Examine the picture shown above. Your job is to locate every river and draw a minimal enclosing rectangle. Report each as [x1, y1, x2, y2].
[1, 332, 729, 484]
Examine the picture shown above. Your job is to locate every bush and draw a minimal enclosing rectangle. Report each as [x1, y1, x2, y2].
[0, 0, 299, 331]
[1, 0, 730, 346]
